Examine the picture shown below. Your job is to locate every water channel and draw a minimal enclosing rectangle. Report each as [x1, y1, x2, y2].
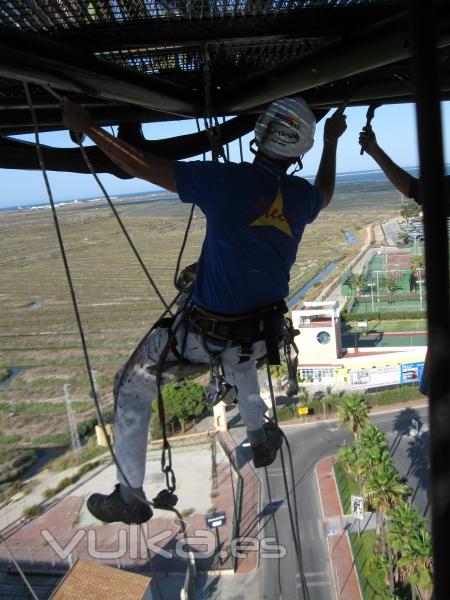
[288, 261, 338, 307]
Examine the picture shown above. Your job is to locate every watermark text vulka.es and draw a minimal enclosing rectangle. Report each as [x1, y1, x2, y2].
[41, 526, 286, 560]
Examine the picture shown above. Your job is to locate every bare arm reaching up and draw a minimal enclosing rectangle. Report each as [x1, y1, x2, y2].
[358, 127, 414, 197]
[314, 104, 348, 207]
[61, 98, 177, 193]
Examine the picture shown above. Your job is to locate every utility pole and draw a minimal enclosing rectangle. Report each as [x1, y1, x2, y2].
[64, 384, 81, 462]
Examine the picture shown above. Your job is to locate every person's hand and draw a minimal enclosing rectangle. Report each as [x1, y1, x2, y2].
[61, 97, 93, 133]
[359, 126, 378, 156]
[324, 103, 347, 144]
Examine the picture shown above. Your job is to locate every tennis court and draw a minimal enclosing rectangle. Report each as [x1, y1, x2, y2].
[342, 250, 426, 312]
[342, 331, 427, 348]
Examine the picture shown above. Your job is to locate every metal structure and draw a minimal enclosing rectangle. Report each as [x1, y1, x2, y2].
[0, 0, 449, 173]
[63, 383, 81, 462]
[1, 0, 450, 596]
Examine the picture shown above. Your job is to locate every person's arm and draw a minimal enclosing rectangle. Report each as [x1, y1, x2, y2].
[358, 128, 415, 197]
[314, 105, 348, 207]
[61, 98, 177, 193]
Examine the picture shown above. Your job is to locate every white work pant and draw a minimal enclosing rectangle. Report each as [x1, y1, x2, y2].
[114, 321, 267, 488]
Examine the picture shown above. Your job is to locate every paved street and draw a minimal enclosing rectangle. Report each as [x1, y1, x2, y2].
[0, 404, 429, 600]
[225, 402, 429, 600]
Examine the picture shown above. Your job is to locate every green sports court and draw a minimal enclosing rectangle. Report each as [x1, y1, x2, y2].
[342, 249, 426, 314]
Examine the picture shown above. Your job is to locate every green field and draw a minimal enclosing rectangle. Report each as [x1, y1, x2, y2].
[0, 180, 401, 475]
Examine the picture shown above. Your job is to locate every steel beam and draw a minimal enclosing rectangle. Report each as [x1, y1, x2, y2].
[408, 1, 450, 598]
[0, 26, 200, 117]
[223, 11, 450, 111]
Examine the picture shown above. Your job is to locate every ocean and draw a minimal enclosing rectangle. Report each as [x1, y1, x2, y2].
[1, 164, 449, 213]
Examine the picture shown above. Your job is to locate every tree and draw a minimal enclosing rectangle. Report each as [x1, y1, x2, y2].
[409, 256, 424, 293]
[347, 272, 367, 297]
[383, 275, 400, 300]
[397, 528, 433, 600]
[270, 360, 289, 391]
[359, 424, 389, 452]
[388, 502, 426, 587]
[357, 425, 391, 481]
[400, 202, 421, 219]
[161, 379, 207, 432]
[364, 463, 410, 594]
[337, 443, 358, 475]
[338, 394, 370, 441]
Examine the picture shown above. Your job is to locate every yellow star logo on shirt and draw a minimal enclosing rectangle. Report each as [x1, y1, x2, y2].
[250, 190, 294, 238]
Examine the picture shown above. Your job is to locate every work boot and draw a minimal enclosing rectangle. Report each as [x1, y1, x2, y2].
[87, 484, 153, 524]
[251, 421, 283, 468]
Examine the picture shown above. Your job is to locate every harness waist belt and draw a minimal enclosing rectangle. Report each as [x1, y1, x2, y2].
[189, 301, 287, 342]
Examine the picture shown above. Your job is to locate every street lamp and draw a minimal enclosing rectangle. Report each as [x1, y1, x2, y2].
[368, 282, 376, 312]
[418, 267, 423, 310]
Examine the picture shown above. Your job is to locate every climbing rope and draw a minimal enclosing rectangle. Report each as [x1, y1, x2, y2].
[265, 362, 310, 599]
[45, 86, 171, 314]
[35, 84, 306, 599]
[0, 533, 40, 600]
[26, 83, 201, 600]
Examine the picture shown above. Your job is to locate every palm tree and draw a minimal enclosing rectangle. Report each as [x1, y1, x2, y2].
[269, 360, 288, 390]
[397, 528, 433, 600]
[357, 425, 390, 480]
[337, 443, 358, 474]
[338, 394, 370, 441]
[409, 256, 424, 292]
[382, 275, 399, 302]
[364, 462, 410, 594]
[359, 424, 389, 452]
[358, 444, 391, 481]
[388, 503, 425, 586]
[347, 272, 367, 297]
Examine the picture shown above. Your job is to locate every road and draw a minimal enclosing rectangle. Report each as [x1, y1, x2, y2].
[382, 219, 401, 246]
[226, 403, 429, 600]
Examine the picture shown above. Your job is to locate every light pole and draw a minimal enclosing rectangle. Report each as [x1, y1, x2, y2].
[368, 282, 375, 312]
[418, 267, 423, 309]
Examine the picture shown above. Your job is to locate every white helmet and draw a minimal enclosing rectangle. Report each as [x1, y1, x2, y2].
[254, 96, 316, 160]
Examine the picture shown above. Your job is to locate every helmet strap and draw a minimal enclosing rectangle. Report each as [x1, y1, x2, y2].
[249, 138, 257, 155]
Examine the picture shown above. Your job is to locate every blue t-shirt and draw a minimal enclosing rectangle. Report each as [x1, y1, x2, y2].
[174, 159, 324, 315]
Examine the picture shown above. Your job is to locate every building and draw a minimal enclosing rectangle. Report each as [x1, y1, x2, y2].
[291, 301, 426, 390]
[49, 559, 151, 600]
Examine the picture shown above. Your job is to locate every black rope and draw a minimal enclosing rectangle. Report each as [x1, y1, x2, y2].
[265, 362, 310, 599]
[196, 118, 206, 161]
[77, 141, 172, 313]
[173, 204, 195, 289]
[0, 533, 40, 600]
[26, 84, 200, 600]
[46, 85, 171, 313]
[238, 135, 244, 163]
[263, 469, 284, 597]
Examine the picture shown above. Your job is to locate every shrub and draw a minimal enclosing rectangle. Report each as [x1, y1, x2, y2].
[366, 384, 422, 406]
[22, 504, 42, 519]
[341, 309, 426, 322]
[150, 414, 163, 440]
[43, 487, 56, 500]
[0, 368, 10, 383]
[54, 476, 75, 493]
[32, 432, 70, 446]
[277, 406, 296, 421]
[49, 439, 107, 472]
[0, 432, 21, 445]
[76, 461, 99, 477]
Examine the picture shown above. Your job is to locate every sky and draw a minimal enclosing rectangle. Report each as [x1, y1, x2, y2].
[1, 101, 450, 209]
